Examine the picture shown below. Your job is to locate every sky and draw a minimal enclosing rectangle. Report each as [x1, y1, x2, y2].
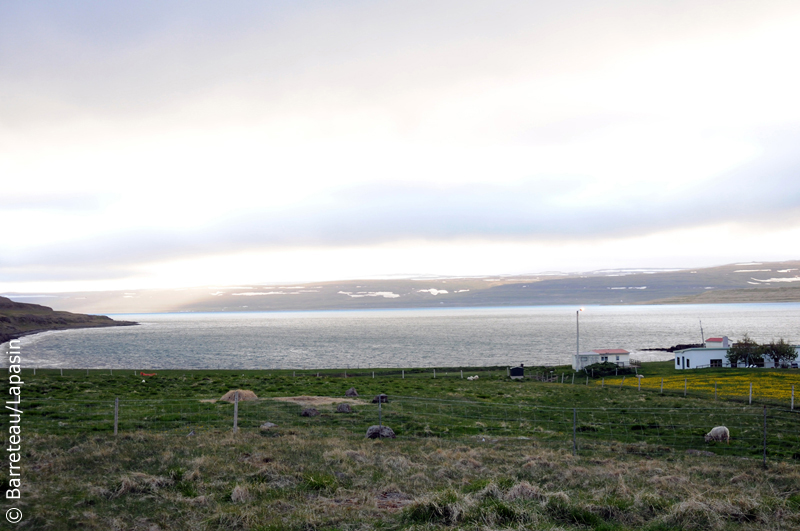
[2, 0, 800, 293]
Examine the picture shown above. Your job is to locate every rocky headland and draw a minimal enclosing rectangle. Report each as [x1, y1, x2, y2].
[0, 296, 137, 344]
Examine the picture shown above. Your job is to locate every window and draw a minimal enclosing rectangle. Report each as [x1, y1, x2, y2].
[616, 356, 619, 361]
[581, 357, 587, 362]
[676, 358, 680, 366]
[601, 356, 608, 362]
[710, 359, 722, 367]
[686, 359, 691, 368]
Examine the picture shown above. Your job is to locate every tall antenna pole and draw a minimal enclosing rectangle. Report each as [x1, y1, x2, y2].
[699, 319, 705, 344]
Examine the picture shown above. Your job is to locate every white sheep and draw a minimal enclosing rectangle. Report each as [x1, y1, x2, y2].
[704, 426, 730, 444]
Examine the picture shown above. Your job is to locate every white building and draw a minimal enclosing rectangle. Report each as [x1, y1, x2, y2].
[675, 336, 800, 369]
[573, 349, 630, 371]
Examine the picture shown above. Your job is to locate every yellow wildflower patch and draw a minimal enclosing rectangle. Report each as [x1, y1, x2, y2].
[596, 371, 800, 405]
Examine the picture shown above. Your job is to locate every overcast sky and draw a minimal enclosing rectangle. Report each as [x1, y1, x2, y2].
[2, 0, 800, 292]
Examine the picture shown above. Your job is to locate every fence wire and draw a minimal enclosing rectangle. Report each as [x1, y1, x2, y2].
[14, 395, 800, 462]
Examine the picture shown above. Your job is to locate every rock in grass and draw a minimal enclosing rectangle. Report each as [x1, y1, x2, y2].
[260, 422, 277, 430]
[345, 387, 358, 397]
[372, 394, 388, 403]
[300, 408, 319, 417]
[336, 403, 352, 413]
[366, 425, 396, 439]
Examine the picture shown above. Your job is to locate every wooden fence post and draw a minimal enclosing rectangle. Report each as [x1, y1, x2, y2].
[792, 385, 795, 411]
[749, 383, 753, 405]
[762, 405, 767, 468]
[684, 379, 687, 397]
[233, 391, 239, 433]
[572, 408, 577, 456]
[660, 378, 663, 393]
[114, 397, 119, 436]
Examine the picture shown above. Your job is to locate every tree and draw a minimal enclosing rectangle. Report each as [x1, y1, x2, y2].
[763, 338, 798, 368]
[726, 334, 764, 367]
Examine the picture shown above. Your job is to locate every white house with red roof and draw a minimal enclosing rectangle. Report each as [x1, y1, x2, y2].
[573, 348, 630, 370]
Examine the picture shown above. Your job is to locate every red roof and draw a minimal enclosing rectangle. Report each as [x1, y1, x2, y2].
[706, 337, 723, 342]
[591, 349, 629, 354]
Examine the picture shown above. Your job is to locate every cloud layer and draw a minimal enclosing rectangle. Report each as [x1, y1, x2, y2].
[2, 1, 800, 289]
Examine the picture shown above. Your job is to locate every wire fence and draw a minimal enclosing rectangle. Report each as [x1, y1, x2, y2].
[16, 394, 800, 462]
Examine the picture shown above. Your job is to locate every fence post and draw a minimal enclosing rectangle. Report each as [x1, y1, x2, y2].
[714, 381, 717, 400]
[60, 368, 63, 376]
[660, 378, 663, 393]
[620, 376, 625, 389]
[402, 370, 404, 379]
[379, 398, 382, 429]
[571, 374, 575, 385]
[586, 376, 588, 385]
[110, 368, 112, 376]
[572, 408, 577, 455]
[749, 383, 753, 405]
[792, 385, 795, 411]
[372, 371, 374, 379]
[638, 377, 641, 391]
[602, 378, 604, 388]
[460, 370, 463, 379]
[684, 379, 687, 397]
[762, 405, 767, 468]
[233, 391, 239, 433]
[33, 368, 35, 376]
[114, 397, 119, 436]
[433, 369, 436, 379]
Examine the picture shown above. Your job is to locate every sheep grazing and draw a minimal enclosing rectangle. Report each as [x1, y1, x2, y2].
[704, 426, 730, 444]
[466, 375, 480, 381]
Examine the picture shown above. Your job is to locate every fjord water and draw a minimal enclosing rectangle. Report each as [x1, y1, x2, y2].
[17, 303, 800, 370]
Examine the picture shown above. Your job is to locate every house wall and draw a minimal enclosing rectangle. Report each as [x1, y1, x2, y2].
[674, 348, 730, 369]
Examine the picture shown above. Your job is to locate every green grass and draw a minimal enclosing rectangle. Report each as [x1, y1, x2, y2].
[6, 361, 800, 529]
[16, 362, 800, 461]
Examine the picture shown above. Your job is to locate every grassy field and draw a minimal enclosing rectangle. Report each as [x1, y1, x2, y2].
[6, 362, 800, 530]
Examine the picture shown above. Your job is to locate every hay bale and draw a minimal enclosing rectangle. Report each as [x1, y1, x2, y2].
[220, 389, 258, 402]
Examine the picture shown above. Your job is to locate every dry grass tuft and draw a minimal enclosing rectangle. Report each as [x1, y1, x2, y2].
[505, 481, 547, 501]
[230, 485, 251, 503]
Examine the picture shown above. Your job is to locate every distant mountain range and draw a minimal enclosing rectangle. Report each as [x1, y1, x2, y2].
[4, 260, 799, 315]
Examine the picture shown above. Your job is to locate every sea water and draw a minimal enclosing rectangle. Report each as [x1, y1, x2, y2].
[14, 303, 800, 369]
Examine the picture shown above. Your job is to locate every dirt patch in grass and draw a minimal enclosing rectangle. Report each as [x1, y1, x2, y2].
[272, 395, 363, 406]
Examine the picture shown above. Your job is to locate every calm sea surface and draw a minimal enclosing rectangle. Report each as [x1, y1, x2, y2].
[13, 303, 800, 370]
